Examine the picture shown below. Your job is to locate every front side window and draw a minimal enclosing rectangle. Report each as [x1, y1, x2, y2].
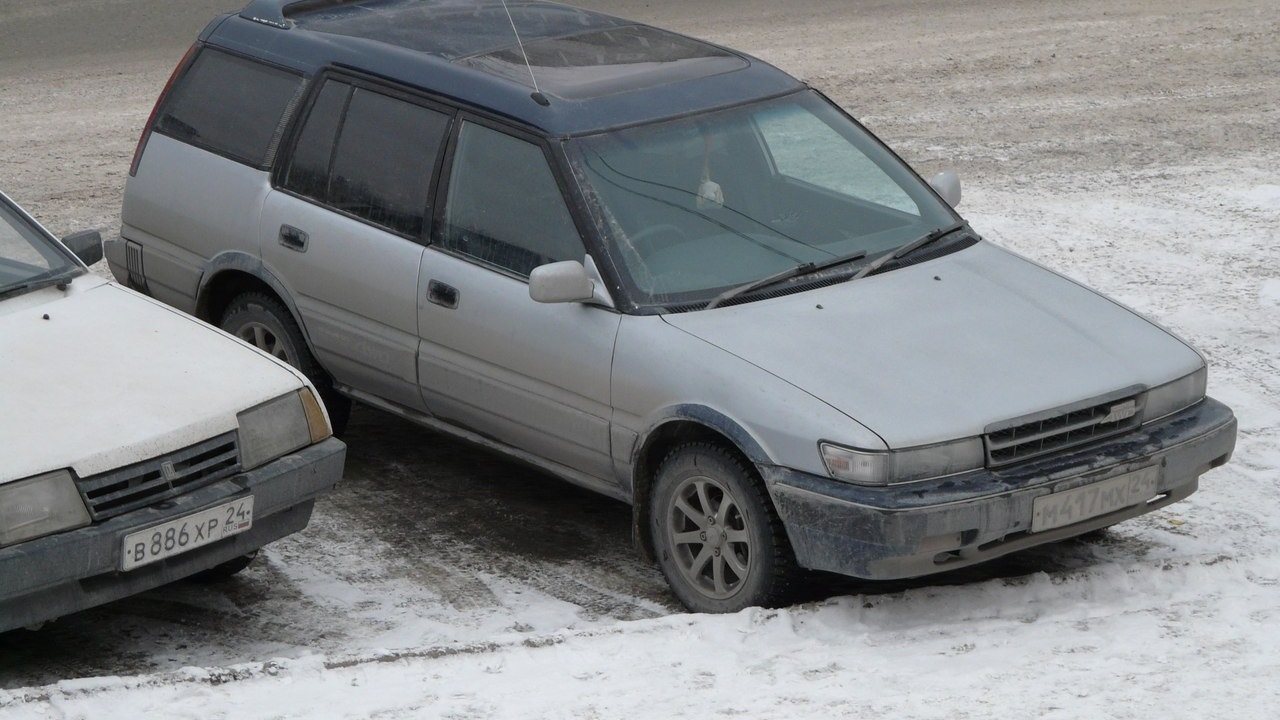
[438, 122, 584, 277]
[282, 80, 450, 237]
[155, 48, 303, 168]
[568, 90, 957, 308]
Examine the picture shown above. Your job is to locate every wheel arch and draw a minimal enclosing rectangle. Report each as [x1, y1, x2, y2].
[196, 252, 314, 351]
[201, 253, 353, 434]
[629, 405, 775, 565]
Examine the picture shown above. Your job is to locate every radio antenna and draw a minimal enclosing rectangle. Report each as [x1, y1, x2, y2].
[498, 0, 550, 106]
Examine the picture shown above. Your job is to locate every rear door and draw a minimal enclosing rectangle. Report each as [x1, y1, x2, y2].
[261, 76, 451, 410]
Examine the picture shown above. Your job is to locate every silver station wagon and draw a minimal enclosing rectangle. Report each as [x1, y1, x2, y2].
[108, 0, 1237, 612]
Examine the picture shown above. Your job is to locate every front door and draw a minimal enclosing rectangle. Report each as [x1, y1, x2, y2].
[416, 120, 620, 484]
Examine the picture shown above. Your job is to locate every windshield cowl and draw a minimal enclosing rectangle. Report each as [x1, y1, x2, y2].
[705, 250, 869, 310]
[688, 230, 975, 313]
[0, 267, 86, 301]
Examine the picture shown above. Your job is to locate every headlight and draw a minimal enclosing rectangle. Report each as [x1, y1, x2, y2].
[1144, 365, 1207, 423]
[0, 470, 91, 547]
[820, 438, 984, 486]
[237, 388, 331, 470]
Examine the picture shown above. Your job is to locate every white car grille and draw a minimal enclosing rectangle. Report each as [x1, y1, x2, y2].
[75, 433, 241, 521]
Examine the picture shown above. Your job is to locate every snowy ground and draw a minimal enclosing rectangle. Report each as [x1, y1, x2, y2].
[2, 0, 1278, 717]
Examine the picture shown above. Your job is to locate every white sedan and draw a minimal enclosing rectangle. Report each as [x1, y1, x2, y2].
[0, 190, 345, 633]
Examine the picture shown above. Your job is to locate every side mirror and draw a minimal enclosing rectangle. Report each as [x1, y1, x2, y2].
[62, 230, 103, 266]
[928, 170, 962, 208]
[529, 260, 595, 304]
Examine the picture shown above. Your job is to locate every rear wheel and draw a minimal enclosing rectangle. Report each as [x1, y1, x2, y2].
[220, 292, 351, 434]
[650, 442, 796, 613]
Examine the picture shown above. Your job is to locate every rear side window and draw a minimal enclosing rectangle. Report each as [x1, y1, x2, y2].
[155, 48, 303, 168]
[282, 79, 450, 238]
[283, 81, 348, 201]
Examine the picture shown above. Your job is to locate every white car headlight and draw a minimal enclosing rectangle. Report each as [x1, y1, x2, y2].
[1144, 365, 1207, 423]
[820, 438, 984, 486]
[237, 388, 331, 470]
[0, 470, 91, 547]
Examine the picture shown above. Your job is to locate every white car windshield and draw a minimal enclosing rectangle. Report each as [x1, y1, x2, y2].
[569, 90, 958, 309]
[0, 196, 81, 300]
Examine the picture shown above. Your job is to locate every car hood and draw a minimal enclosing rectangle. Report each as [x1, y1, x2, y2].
[1, 277, 307, 482]
[662, 241, 1203, 448]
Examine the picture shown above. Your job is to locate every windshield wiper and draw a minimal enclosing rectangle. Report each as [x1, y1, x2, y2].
[705, 250, 868, 310]
[851, 222, 968, 281]
[0, 267, 82, 301]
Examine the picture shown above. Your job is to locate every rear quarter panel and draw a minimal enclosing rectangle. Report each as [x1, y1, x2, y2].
[121, 134, 274, 312]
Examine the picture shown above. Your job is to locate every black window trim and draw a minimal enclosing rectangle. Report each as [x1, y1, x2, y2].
[152, 43, 308, 172]
[271, 68, 458, 245]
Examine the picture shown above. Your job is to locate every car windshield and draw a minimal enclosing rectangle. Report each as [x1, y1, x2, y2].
[0, 197, 81, 300]
[568, 90, 959, 309]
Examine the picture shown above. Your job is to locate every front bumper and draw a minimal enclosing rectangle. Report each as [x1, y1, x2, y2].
[766, 397, 1236, 580]
[0, 437, 345, 633]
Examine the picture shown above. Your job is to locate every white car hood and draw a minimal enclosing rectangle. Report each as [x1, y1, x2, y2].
[663, 241, 1203, 448]
[1, 277, 307, 482]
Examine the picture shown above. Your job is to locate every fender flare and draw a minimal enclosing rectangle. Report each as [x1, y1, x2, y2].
[195, 250, 318, 353]
[630, 404, 772, 472]
[629, 404, 779, 564]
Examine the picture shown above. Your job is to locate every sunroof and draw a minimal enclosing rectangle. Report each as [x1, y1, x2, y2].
[455, 25, 748, 99]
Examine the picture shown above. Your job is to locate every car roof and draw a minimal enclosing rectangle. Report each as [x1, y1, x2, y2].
[213, 0, 804, 136]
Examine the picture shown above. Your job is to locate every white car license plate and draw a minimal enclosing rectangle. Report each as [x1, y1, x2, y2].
[121, 496, 254, 571]
[1031, 466, 1160, 533]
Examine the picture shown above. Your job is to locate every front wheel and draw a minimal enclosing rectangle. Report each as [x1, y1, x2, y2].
[650, 443, 796, 613]
[220, 292, 351, 434]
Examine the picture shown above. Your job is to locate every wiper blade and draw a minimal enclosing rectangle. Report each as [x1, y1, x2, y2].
[705, 250, 867, 310]
[0, 268, 82, 300]
[851, 222, 967, 281]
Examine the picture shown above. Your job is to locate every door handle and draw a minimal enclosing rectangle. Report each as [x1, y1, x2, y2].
[427, 279, 459, 309]
[279, 224, 309, 252]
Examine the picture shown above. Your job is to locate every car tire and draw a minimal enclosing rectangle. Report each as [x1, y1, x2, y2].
[220, 292, 351, 434]
[192, 550, 258, 582]
[650, 442, 796, 613]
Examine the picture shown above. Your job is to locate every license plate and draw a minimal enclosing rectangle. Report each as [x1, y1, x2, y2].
[1031, 466, 1160, 533]
[121, 496, 254, 571]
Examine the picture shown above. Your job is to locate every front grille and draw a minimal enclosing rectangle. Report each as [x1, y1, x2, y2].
[76, 433, 241, 521]
[984, 390, 1143, 467]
